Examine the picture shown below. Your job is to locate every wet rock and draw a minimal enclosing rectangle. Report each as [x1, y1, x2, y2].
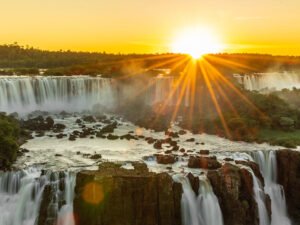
[156, 154, 176, 164]
[96, 132, 106, 138]
[90, 154, 102, 160]
[224, 158, 234, 162]
[186, 138, 195, 142]
[20, 148, 30, 153]
[56, 133, 64, 139]
[179, 148, 185, 153]
[74, 162, 182, 225]
[120, 133, 137, 140]
[172, 146, 179, 151]
[100, 123, 117, 134]
[35, 131, 45, 137]
[187, 173, 200, 195]
[199, 150, 209, 155]
[82, 115, 97, 123]
[207, 163, 259, 225]
[154, 141, 163, 149]
[21, 116, 54, 131]
[107, 134, 119, 140]
[235, 160, 264, 186]
[146, 137, 156, 144]
[178, 130, 187, 135]
[69, 134, 76, 141]
[53, 123, 66, 132]
[45, 116, 54, 127]
[277, 149, 300, 223]
[76, 119, 82, 124]
[188, 156, 221, 169]
[165, 131, 179, 138]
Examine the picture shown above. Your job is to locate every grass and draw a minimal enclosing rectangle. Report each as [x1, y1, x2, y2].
[257, 129, 300, 149]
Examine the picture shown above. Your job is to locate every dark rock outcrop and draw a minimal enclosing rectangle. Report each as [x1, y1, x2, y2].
[277, 149, 300, 224]
[207, 163, 259, 225]
[188, 156, 221, 169]
[73, 162, 182, 225]
[156, 154, 176, 164]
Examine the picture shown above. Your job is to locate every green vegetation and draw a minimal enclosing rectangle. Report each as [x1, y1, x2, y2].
[273, 88, 300, 109]
[0, 113, 20, 169]
[1, 43, 300, 77]
[257, 129, 300, 148]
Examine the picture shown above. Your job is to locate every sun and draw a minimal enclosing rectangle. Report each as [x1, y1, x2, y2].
[171, 28, 223, 59]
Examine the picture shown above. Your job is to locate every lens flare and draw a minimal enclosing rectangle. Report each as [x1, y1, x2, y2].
[82, 182, 104, 205]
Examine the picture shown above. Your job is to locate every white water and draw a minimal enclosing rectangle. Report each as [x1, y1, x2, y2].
[0, 75, 190, 115]
[252, 151, 291, 225]
[234, 72, 300, 91]
[0, 168, 76, 225]
[0, 76, 116, 114]
[173, 175, 224, 225]
[249, 170, 270, 225]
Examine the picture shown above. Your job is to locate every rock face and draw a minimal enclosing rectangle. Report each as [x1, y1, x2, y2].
[207, 163, 260, 225]
[277, 149, 300, 224]
[73, 162, 182, 225]
[188, 156, 221, 169]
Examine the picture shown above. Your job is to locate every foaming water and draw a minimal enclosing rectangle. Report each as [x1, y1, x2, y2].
[173, 175, 224, 225]
[249, 170, 270, 225]
[0, 76, 116, 114]
[234, 72, 300, 91]
[252, 151, 291, 225]
[0, 167, 76, 225]
[0, 75, 191, 115]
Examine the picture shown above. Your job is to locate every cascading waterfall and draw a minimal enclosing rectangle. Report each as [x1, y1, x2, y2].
[0, 75, 189, 115]
[252, 151, 291, 225]
[249, 170, 270, 225]
[57, 173, 76, 225]
[173, 174, 224, 225]
[0, 167, 76, 225]
[0, 76, 116, 114]
[234, 72, 300, 91]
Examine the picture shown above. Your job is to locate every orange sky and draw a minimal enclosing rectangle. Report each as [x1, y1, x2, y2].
[1, 0, 300, 55]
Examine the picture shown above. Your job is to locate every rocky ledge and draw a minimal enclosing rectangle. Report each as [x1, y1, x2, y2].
[73, 162, 182, 225]
[277, 149, 300, 224]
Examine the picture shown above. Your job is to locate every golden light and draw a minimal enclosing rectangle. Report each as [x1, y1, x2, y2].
[171, 28, 223, 59]
[82, 182, 104, 205]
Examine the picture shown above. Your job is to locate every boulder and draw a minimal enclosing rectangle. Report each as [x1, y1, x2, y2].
[188, 156, 221, 169]
[73, 162, 182, 225]
[156, 154, 176, 164]
[199, 150, 209, 155]
[107, 134, 119, 140]
[83, 115, 97, 123]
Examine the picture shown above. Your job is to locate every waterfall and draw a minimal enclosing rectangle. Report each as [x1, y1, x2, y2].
[0, 75, 188, 115]
[0, 76, 116, 114]
[252, 151, 291, 225]
[173, 174, 224, 225]
[235, 72, 300, 91]
[249, 170, 270, 225]
[0, 167, 76, 225]
[57, 173, 76, 225]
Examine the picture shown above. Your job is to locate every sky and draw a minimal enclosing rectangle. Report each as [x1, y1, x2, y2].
[1, 0, 300, 55]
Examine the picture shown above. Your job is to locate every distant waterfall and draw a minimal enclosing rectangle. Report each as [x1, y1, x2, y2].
[0, 75, 188, 115]
[0, 167, 76, 225]
[252, 151, 291, 225]
[173, 175, 224, 225]
[234, 72, 300, 91]
[0, 76, 116, 114]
